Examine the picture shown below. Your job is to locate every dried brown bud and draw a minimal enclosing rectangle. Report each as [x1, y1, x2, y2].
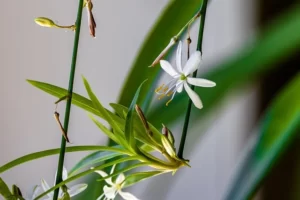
[150, 37, 177, 67]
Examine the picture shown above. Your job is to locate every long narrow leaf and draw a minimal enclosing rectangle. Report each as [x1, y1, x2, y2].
[125, 80, 147, 150]
[82, 76, 124, 136]
[225, 73, 300, 200]
[0, 146, 129, 174]
[0, 178, 13, 199]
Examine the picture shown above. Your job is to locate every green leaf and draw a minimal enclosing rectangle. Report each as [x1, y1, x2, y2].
[124, 171, 165, 188]
[0, 146, 129, 174]
[69, 150, 123, 176]
[125, 80, 147, 150]
[110, 103, 128, 119]
[225, 73, 300, 200]
[88, 114, 127, 147]
[27, 80, 162, 153]
[27, 79, 127, 132]
[82, 76, 125, 137]
[0, 178, 13, 199]
[148, 5, 300, 127]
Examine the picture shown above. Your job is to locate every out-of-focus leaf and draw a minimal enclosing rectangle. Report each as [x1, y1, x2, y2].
[225, 73, 300, 200]
[0, 146, 129, 174]
[148, 5, 300, 127]
[0, 178, 13, 199]
[124, 171, 165, 188]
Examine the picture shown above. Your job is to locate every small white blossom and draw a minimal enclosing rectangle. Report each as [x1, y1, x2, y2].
[41, 167, 87, 200]
[156, 41, 216, 109]
[95, 165, 139, 200]
[26, 186, 41, 200]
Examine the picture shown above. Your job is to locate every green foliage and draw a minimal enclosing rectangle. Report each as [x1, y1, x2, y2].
[125, 80, 147, 151]
[0, 178, 14, 200]
[0, 146, 128, 174]
[123, 171, 165, 188]
[225, 73, 300, 200]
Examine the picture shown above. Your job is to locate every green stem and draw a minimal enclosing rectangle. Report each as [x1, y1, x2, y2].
[178, 0, 208, 159]
[53, 0, 84, 199]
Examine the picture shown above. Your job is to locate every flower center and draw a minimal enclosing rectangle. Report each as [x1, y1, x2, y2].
[180, 74, 187, 80]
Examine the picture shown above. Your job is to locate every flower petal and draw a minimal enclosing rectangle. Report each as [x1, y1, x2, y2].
[95, 170, 113, 185]
[176, 41, 183, 73]
[187, 77, 216, 87]
[116, 173, 125, 185]
[103, 185, 117, 199]
[41, 179, 53, 198]
[160, 60, 178, 77]
[31, 185, 41, 199]
[183, 51, 201, 76]
[176, 81, 184, 93]
[110, 164, 116, 175]
[96, 193, 105, 200]
[62, 166, 68, 181]
[68, 184, 88, 197]
[184, 82, 203, 109]
[119, 190, 140, 200]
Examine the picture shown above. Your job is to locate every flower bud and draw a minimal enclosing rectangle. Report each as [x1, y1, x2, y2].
[161, 134, 176, 158]
[34, 17, 57, 28]
[162, 124, 175, 145]
[150, 37, 177, 67]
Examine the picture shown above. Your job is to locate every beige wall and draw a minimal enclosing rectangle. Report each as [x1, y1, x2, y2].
[0, 0, 256, 199]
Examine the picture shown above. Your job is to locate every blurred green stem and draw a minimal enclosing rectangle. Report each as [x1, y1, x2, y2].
[53, 0, 84, 199]
[178, 0, 208, 159]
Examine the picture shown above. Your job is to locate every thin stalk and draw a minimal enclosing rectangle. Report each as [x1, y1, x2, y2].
[53, 0, 84, 199]
[178, 0, 209, 159]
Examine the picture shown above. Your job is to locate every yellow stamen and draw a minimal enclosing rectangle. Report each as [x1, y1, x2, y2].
[158, 94, 165, 100]
[155, 84, 165, 93]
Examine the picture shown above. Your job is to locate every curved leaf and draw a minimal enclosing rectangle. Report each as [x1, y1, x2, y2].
[0, 178, 13, 199]
[0, 146, 129, 174]
[225, 73, 300, 200]
[125, 80, 147, 150]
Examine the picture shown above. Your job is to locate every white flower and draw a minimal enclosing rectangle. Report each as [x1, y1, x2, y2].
[26, 186, 41, 200]
[41, 166, 87, 200]
[156, 41, 216, 109]
[95, 165, 139, 200]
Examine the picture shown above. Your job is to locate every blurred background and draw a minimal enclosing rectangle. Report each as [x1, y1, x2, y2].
[0, 0, 299, 199]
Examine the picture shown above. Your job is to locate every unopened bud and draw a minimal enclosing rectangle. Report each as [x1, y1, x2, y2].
[161, 135, 176, 158]
[162, 124, 175, 145]
[135, 105, 152, 136]
[35, 17, 57, 28]
[150, 37, 177, 67]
